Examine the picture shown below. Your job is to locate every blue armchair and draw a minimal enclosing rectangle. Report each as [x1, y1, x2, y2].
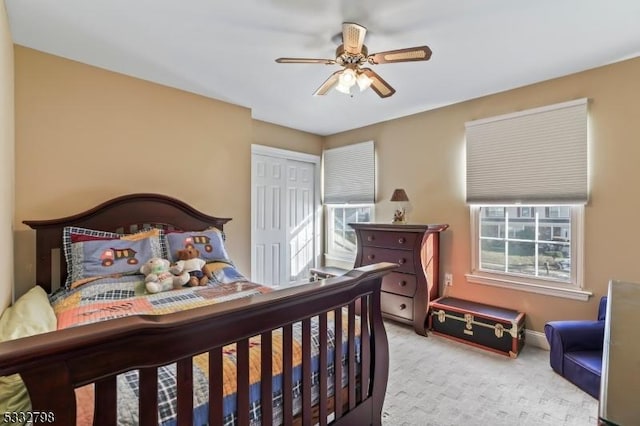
[544, 297, 607, 399]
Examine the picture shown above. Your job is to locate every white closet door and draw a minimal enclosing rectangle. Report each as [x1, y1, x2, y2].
[251, 149, 319, 286]
[252, 154, 287, 286]
[286, 160, 315, 282]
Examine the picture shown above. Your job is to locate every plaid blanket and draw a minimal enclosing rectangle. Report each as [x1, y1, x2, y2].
[52, 266, 360, 425]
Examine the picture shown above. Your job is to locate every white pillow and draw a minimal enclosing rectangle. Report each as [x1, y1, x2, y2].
[0, 286, 57, 413]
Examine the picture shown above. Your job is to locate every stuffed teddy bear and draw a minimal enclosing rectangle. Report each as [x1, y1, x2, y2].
[170, 245, 213, 286]
[140, 257, 190, 294]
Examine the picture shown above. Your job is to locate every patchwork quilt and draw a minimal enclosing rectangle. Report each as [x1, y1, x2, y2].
[51, 264, 360, 425]
[51, 262, 262, 329]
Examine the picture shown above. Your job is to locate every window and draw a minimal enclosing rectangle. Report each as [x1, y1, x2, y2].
[326, 204, 373, 260]
[477, 205, 574, 280]
[322, 141, 376, 262]
[323, 141, 375, 204]
[519, 207, 533, 218]
[465, 99, 590, 300]
[469, 205, 585, 299]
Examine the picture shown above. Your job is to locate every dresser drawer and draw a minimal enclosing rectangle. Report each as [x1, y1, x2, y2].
[381, 292, 413, 321]
[382, 272, 417, 297]
[361, 247, 414, 273]
[360, 230, 418, 250]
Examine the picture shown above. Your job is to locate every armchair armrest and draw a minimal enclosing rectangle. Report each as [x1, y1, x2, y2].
[545, 320, 605, 351]
[597, 296, 608, 321]
[544, 320, 605, 374]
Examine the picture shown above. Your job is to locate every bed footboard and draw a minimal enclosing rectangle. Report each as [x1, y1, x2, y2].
[0, 262, 396, 426]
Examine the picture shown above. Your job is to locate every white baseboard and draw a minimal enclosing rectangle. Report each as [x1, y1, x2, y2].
[525, 329, 549, 350]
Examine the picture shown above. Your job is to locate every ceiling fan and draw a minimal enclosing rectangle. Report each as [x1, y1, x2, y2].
[275, 22, 432, 98]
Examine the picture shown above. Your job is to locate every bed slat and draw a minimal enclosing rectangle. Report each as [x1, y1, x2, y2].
[260, 331, 273, 424]
[237, 339, 250, 426]
[209, 347, 224, 426]
[334, 307, 343, 420]
[360, 295, 371, 402]
[348, 301, 357, 410]
[283, 324, 293, 426]
[302, 317, 312, 424]
[319, 312, 328, 426]
[139, 368, 158, 425]
[176, 357, 194, 424]
[94, 376, 117, 426]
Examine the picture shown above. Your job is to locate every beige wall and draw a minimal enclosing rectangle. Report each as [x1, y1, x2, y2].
[0, 3, 14, 311]
[325, 56, 640, 332]
[13, 46, 321, 298]
[11, 42, 640, 332]
[253, 119, 322, 155]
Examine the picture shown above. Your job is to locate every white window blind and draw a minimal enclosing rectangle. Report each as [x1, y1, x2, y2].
[466, 98, 588, 204]
[323, 141, 375, 204]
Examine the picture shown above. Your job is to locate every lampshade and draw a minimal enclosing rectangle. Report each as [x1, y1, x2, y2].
[390, 188, 409, 202]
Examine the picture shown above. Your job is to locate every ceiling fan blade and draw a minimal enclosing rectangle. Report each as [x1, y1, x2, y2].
[367, 46, 432, 64]
[360, 68, 396, 98]
[313, 70, 343, 96]
[275, 57, 336, 65]
[342, 22, 367, 55]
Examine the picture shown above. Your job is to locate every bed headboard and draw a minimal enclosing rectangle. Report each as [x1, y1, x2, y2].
[23, 193, 232, 294]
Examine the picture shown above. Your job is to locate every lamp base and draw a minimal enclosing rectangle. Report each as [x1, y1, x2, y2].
[392, 208, 406, 224]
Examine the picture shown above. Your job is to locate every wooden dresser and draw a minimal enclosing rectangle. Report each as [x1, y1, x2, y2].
[350, 223, 449, 335]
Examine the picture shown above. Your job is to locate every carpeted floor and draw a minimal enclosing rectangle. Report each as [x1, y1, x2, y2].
[381, 321, 598, 426]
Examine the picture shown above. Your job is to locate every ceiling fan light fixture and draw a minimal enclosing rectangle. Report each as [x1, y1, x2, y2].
[275, 22, 432, 98]
[335, 81, 352, 94]
[335, 68, 357, 94]
[339, 68, 356, 85]
[356, 72, 373, 91]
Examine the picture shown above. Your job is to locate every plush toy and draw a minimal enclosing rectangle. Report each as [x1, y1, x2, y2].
[170, 246, 213, 286]
[140, 257, 190, 294]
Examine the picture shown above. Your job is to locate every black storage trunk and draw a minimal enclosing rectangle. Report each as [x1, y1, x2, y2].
[428, 297, 525, 358]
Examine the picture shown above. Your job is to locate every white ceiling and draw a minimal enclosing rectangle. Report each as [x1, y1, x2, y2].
[6, 0, 640, 136]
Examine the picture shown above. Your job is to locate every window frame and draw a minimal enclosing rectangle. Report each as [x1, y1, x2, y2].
[466, 204, 591, 301]
[324, 204, 374, 262]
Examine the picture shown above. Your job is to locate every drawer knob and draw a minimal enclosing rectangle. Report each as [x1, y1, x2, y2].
[398, 258, 406, 265]
[367, 235, 375, 242]
[368, 254, 375, 260]
[398, 237, 406, 244]
[400, 304, 407, 310]
[399, 280, 407, 287]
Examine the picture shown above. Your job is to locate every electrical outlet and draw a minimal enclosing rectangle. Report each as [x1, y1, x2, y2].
[444, 273, 453, 287]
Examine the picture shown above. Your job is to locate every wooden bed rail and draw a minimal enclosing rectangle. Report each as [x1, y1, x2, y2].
[0, 262, 396, 426]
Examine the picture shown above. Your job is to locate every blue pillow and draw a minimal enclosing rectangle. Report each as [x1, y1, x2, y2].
[68, 236, 164, 285]
[63, 227, 166, 289]
[165, 228, 231, 263]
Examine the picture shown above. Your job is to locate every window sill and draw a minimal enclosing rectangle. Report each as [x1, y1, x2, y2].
[324, 253, 355, 270]
[465, 273, 592, 301]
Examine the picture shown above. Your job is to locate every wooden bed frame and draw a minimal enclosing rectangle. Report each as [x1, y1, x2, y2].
[0, 193, 396, 426]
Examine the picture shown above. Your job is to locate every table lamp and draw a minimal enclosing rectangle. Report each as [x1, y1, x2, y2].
[390, 188, 409, 224]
